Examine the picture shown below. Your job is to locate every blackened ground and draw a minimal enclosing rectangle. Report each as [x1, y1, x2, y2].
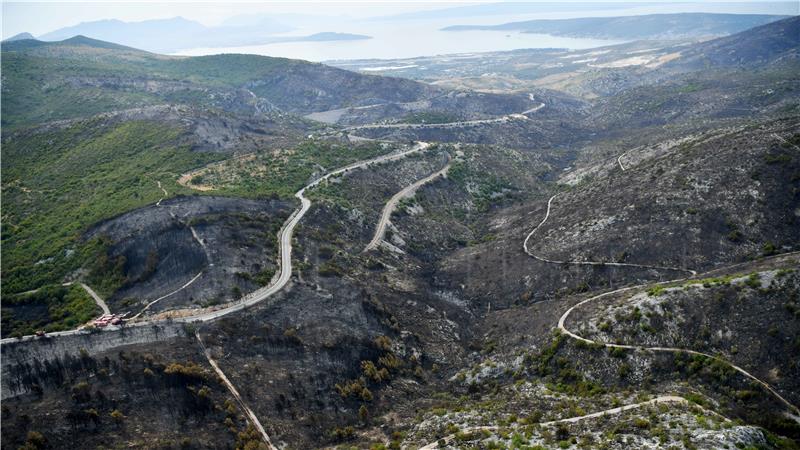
[85, 195, 293, 316]
[1, 335, 262, 449]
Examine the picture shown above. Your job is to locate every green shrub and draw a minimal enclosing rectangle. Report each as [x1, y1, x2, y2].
[609, 347, 628, 358]
[647, 286, 666, 297]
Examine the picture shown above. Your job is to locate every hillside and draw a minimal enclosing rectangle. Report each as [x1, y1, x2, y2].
[1, 35, 536, 129]
[340, 16, 800, 104]
[0, 34, 544, 303]
[443, 13, 791, 40]
[666, 15, 800, 69]
[2, 14, 800, 450]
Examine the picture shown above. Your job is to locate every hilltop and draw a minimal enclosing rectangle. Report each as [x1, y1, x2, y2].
[2, 32, 35, 42]
[2, 14, 799, 450]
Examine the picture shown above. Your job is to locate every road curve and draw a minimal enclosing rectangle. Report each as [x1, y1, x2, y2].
[419, 395, 716, 449]
[556, 273, 800, 416]
[196, 330, 276, 449]
[524, 191, 797, 415]
[523, 193, 696, 276]
[174, 141, 431, 323]
[364, 153, 451, 252]
[617, 152, 628, 171]
[0, 142, 431, 344]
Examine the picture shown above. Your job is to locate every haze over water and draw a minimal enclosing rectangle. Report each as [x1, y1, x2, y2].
[173, 2, 797, 61]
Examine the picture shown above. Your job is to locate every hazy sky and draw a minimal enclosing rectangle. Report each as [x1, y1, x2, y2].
[2, 2, 449, 37]
[3, 1, 796, 39]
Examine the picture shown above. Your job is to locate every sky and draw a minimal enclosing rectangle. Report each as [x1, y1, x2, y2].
[2, 2, 448, 37]
[3, 1, 796, 39]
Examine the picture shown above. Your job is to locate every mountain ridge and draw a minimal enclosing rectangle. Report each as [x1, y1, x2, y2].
[2, 11, 799, 450]
[35, 15, 363, 53]
[443, 12, 792, 40]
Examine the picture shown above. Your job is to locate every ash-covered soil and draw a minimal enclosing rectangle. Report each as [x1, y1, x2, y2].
[0, 335, 258, 449]
[571, 262, 800, 406]
[85, 195, 293, 315]
[440, 119, 800, 308]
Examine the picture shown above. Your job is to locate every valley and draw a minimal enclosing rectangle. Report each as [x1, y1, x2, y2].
[1, 12, 799, 450]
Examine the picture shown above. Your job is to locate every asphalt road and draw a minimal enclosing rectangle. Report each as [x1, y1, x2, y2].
[0, 142, 432, 345]
[342, 99, 545, 132]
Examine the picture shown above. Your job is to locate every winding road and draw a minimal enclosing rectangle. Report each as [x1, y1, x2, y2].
[7, 94, 542, 337]
[364, 153, 451, 252]
[555, 264, 800, 416]
[171, 141, 432, 322]
[523, 193, 697, 276]
[419, 395, 724, 449]
[523, 189, 797, 416]
[342, 99, 545, 133]
[4, 89, 798, 450]
[0, 142, 431, 344]
[617, 152, 629, 171]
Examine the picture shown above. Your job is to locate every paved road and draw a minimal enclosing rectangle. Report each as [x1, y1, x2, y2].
[419, 396, 719, 449]
[1, 142, 431, 343]
[364, 153, 451, 252]
[523, 193, 696, 276]
[173, 141, 431, 323]
[343, 110, 537, 132]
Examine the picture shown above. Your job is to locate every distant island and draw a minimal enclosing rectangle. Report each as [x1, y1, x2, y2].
[442, 13, 790, 40]
[25, 17, 371, 53]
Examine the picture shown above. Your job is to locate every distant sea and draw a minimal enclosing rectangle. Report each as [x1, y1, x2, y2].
[173, 2, 797, 61]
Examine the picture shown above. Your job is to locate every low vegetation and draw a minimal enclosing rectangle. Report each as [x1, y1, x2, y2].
[1, 284, 99, 338]
[2, 119, 223, 295]
[184, 140, 393, 198]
